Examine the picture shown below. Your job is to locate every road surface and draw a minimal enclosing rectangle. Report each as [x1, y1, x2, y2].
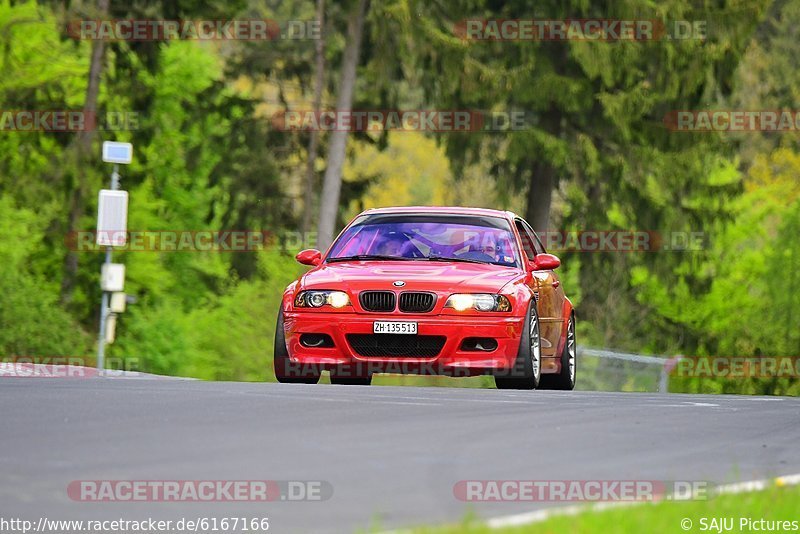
[1, 379, 799, 533]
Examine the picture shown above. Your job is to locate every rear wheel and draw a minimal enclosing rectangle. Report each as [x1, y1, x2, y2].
[494, 302, 541, 390]
[539, 313, 576, 390]
[273, 309, 320, 384]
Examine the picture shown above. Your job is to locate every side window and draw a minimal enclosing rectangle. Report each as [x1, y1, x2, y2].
[514, 220, 537, 261]
[523, 222, 546, 255]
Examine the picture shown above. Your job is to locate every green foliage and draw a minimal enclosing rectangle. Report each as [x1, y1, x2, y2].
[666, 148, 800, 395]
[112, 251, 302, 380]
[637, 148, 800, 355]
[0, 0, 797, 397]
[0, 1, 298, 375]
[0, 196, 90, 357]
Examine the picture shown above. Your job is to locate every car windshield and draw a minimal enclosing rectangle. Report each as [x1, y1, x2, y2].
[326, 214, 520, 267]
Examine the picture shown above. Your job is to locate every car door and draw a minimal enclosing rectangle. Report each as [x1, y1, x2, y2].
[514, 219, 564, 358]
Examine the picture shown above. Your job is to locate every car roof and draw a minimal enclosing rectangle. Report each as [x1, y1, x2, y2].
[361, 206, 518, 220]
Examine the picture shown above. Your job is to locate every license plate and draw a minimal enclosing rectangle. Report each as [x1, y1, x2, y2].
[373, 321, 417, 335]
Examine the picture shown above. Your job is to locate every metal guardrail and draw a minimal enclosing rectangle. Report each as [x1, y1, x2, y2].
[577, 346, 681, 393]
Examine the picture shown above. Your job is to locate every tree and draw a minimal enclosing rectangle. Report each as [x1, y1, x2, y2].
[59, 0, 109, 305]
[316, 0, 369, 250]
[374, 0, 767, 349]
[301, 0, 326, 235]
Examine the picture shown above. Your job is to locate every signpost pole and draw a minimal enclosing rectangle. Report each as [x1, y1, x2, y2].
[96, 142, 131, 372]
[96, 163, 120, 373]
[96, 275, 110, 372]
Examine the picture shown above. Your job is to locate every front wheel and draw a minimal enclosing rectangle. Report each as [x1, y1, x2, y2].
[273, 309, 321, 384]
[495, 302, 541, 390]
[538, 313, 576, 390]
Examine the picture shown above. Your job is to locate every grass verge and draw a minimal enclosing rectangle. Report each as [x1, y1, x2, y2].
[407, 482, 800, 533]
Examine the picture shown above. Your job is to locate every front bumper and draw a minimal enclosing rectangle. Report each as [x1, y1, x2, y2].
[283, 311, 525, 375]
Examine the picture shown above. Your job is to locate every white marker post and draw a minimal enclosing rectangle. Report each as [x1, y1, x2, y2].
[97, 142, 132, 372]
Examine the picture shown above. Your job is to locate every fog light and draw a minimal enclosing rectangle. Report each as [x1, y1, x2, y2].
[460, 337, 499, 352]
[300, 333, 335, 348]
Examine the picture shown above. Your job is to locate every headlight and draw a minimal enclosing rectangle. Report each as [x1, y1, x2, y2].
[444, 294, 512, 312]
[294, 290, 351, 309]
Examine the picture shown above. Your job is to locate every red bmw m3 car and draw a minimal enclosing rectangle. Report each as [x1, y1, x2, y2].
[274, 206, 575, 390]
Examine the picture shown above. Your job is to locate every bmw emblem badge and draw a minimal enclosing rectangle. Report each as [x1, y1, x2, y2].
[393, 281, 406, 287]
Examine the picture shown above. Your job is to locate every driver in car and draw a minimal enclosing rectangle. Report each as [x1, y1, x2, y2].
[377, 234, 409, 257]
[480, 238, 501, 262]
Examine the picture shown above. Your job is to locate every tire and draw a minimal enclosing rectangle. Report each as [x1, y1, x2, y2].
[494, 302, 541, 390]
[538, 313, 576, 390]
[273, 309, 320, 384]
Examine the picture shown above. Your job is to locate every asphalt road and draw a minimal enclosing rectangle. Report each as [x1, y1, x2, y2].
[1, 379, 799, 533]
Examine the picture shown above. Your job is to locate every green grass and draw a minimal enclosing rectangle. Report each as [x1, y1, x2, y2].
[405, 483, 800, 533]
[370, 374, 495, 388]
[318, 372, 494, 387]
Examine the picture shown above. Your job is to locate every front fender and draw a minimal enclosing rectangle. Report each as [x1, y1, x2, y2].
[282, 281, 299, 312]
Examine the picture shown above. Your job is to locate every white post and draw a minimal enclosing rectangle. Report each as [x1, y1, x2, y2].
[96, 163, 120, 372]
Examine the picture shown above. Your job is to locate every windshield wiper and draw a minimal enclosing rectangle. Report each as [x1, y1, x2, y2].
[327, 254, 412, 263]
[415, 256, 488, 265]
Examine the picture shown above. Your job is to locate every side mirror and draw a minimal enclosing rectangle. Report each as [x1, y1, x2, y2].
[530, 253, 560, 271]
[296, 249, 322, 266]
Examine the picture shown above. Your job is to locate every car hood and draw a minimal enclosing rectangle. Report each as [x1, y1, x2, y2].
[299, 260, 522, 294]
